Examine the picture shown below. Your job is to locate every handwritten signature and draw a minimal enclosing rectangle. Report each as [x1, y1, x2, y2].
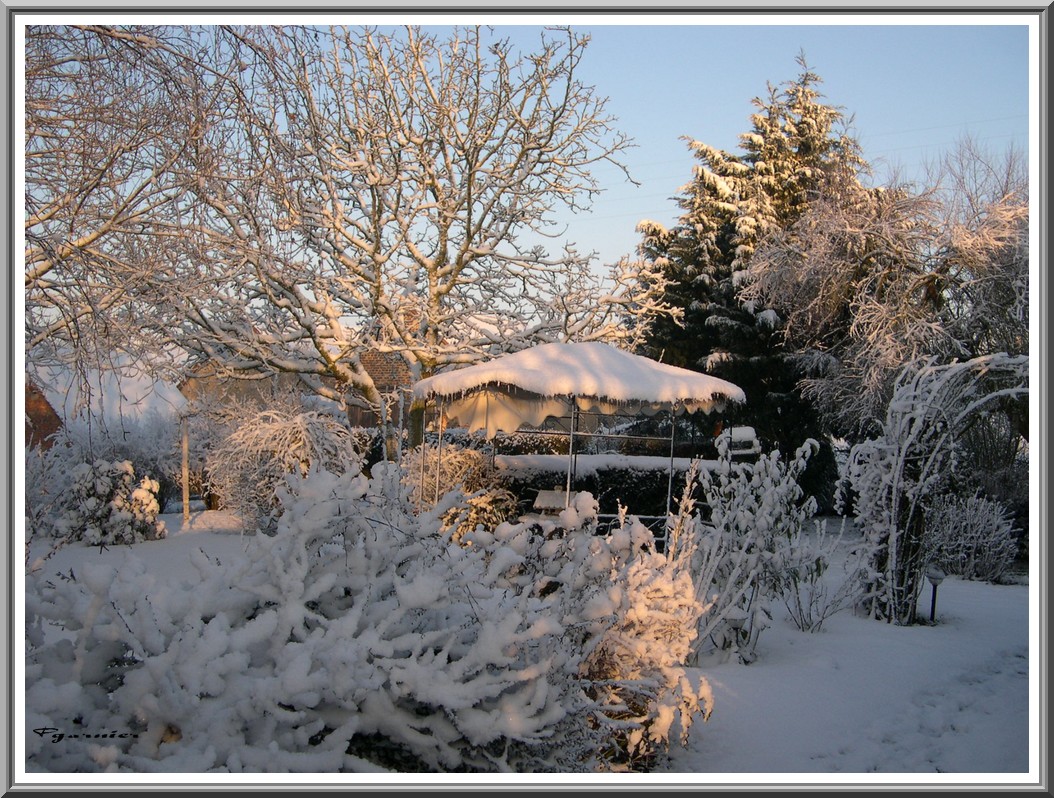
[32, 727, 140, 744]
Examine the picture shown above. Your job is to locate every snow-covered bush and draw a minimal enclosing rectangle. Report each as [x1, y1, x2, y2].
[464, 494, 712, 769]
[25, 409, 180, 546]
[402, 443, 518, 538]
[580, 533, 713, 768]
[24, 444, 73, 551]
[48, 459, 166, 546]
[775, 516, 868, 633]
[43, 412, 183, 511]
[204, 409, 365, 530]
[26, 467, 711, 773]
[925, 493, 1019, 583]
[672, 435, 849, 661]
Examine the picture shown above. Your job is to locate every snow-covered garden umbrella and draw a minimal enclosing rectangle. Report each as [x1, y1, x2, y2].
[412, 341, 746, 511]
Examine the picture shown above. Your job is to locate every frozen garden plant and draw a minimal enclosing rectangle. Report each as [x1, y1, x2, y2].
[401, 443, 519, 539]
[670, 433, 859, 661]
[848, 353, 1028, 624]
[204, 408, 364, 531]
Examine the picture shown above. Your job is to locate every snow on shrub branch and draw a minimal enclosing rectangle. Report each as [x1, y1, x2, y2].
[847, 353, 1028, 624]
[668, 434, 865, 662]
[27, 464, 712, 773]
[204, 408, 366, 531]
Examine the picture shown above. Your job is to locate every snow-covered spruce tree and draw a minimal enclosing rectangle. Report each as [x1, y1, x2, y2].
[204, 407, 365, 531]
[637, 54, 858, 505]
[26, 467, 710, 773]
[847, 353, 1028, 624]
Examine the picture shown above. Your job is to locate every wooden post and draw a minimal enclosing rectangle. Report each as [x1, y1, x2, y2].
[181, 414, 190, 525]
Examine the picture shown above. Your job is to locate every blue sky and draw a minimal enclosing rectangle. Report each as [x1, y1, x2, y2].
[490, 19, 1032, 269]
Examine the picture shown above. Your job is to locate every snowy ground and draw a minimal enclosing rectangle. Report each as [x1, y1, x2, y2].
[23, 510, 1036, 787]
[668, 570, 1031, 782]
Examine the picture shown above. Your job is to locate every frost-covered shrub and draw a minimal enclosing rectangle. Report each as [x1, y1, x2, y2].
[44, 412, 183, 511]
[402, 444, 518, 538]
[925, 493, 1019, 583]
[204, 409, 364, 530]
[674, 435, 841, 661]
[51, 459, 166, 546]
[24, 444, 73, 550]
[25, 411, 179, 546]
[26, 470, 711, 774]
[775, 516, 869, 633]
[580, 539, 713, 768]
[462, 493, 712, 770]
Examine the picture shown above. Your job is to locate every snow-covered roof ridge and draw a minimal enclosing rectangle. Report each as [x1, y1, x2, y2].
[412, 341, 746, 407]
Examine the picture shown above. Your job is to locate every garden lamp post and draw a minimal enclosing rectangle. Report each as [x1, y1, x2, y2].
[926, 566, 946, 623]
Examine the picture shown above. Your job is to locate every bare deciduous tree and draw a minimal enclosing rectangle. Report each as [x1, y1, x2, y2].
[25, 25, 672, 448]
[169, 25, 667, 430]
[24, 25, 231, 395]
[741, 138, 1028, 436]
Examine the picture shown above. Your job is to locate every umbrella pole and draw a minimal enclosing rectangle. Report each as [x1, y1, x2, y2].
[666, 411, 677, 518]
[565, 397, 577, 507]
[434, 400, 444, 505]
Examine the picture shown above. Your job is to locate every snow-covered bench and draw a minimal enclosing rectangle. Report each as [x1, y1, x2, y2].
[726, 426, 761, 457]
[532, 488, 579, 514]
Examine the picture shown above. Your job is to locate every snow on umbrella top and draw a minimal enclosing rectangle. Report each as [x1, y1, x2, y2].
[412, 342, 745, 437]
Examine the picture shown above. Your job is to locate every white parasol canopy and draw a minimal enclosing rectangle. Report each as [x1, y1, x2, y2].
[412, 341, 745, 438]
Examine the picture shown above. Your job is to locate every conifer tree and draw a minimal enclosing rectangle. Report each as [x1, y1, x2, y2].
[639, 55, 866, 507]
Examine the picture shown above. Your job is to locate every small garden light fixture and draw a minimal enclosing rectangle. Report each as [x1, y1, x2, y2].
[926, 566, 946, 623]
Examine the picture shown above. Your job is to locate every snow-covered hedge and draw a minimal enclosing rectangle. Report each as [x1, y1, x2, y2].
[26, 466, 710, 773]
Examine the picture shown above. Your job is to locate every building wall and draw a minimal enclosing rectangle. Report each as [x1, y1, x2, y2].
[25, 381, 63, 449]
[180, 354, 415, 429]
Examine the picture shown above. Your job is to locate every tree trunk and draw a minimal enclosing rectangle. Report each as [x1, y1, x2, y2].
[894, 505, 928, 625]
[407, 401, 426, 450]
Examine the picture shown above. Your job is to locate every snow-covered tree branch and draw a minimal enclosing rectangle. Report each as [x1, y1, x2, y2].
[24, 25, 231, 392]
[164, 25, 651, 421]
[744, 138, 1028, 436]
[847, 353, 1028, 624]
[25, 24, 674, 437]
